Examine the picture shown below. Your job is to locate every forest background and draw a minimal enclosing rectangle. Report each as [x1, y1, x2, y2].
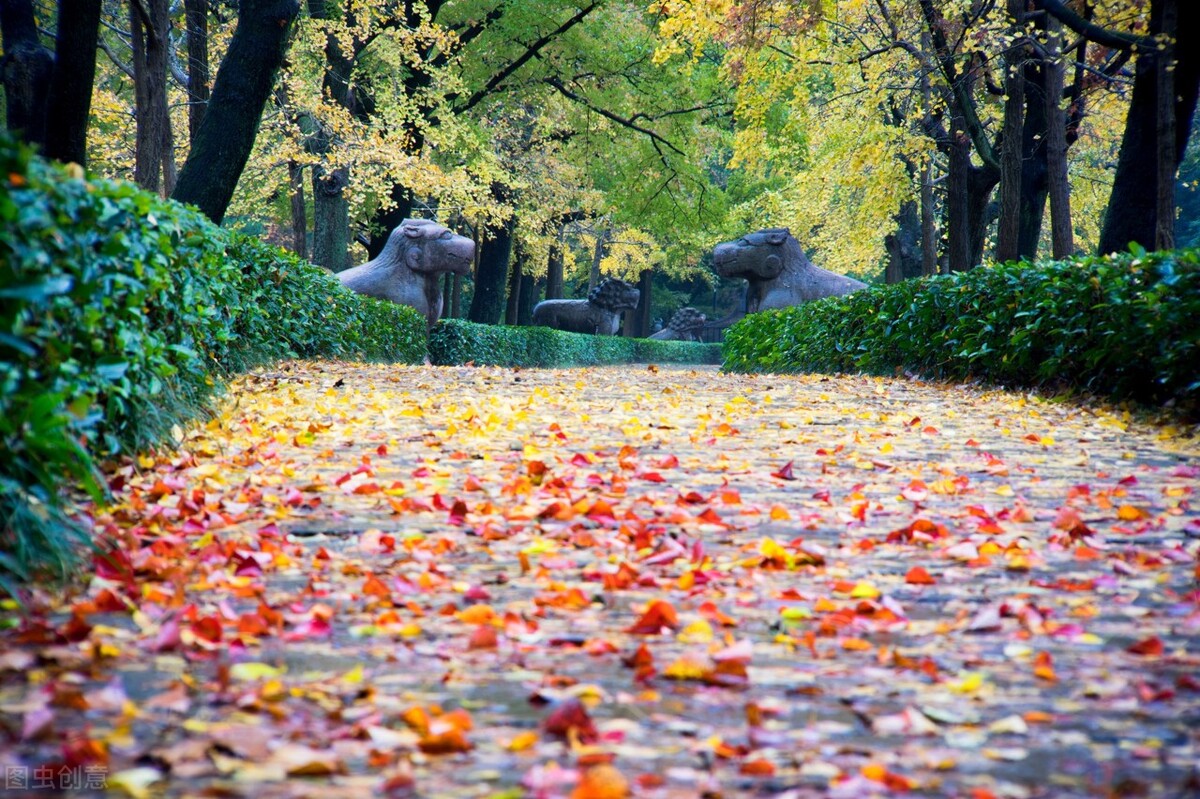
[3, 0, 1197, 334]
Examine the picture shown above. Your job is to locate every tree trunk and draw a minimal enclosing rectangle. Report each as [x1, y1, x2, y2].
[450, 273, 462, 318]
[311, 166, 349, 271]
[885, 198, 923, 282]
[1155, 0, 1178, 249]
[588, 229, 609, 290]
[996, 36, 1026, 263]
[1044, 16, 1074, 257]
[42, 0, 102, 166]
[468, 215, 514, 324]
[921, 161, 938, 276]
[967, 164, 999, 268]
[185, 0, 210, 145]
[946, 116, 973, 272]
[505, 252, 522, 325]
[172, 0, 300, 224]
[518, 275, 537, 326]
[546, 238, 565, 299]
[0, 0, 52, 147]
[288, 160, 307, 258]
[131, 0, 171, 195]
[1098, 0, 1199, 253]
[636, 269, 652, 337]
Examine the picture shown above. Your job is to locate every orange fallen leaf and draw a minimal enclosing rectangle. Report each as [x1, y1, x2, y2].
[625, 600, 678, 634]
[739, 759, 775, 777]
[571, 764, 629, 799]
[904, 566, 936, 585]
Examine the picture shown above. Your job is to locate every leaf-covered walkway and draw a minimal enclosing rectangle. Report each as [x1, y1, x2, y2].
[3, 363, 1199, 798]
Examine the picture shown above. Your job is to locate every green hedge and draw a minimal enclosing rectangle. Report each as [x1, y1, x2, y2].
[429, 318, 723, 367]
[0, 136, 426, 591]
[724, 249, 1199, 411]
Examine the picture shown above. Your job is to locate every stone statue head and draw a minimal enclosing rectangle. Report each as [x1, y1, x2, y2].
[381, 218, 474, 276]
[665, 307, 706, 333]
[587, 277, 641, 312]
[712, 228, 792, 280]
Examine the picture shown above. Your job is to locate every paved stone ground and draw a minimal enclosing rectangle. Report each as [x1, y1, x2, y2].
[1, 362, 1197, 799]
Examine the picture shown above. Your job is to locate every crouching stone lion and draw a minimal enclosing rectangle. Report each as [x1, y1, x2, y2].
[649, 307, 706, 341]
[713, 228, 865, 314]
[531, 278, 640, 335]
[338, 218, 474, 326]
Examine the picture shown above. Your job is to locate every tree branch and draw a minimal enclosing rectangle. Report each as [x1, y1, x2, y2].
[1036, 0, 1149, 52]
[454, 2, 599, 113]
[544, 76, 685, 157]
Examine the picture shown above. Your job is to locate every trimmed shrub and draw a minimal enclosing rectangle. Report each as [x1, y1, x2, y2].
[724, 249, 1200, 411]
[0, 136, 426, 590]
[429, 319, 723, 367]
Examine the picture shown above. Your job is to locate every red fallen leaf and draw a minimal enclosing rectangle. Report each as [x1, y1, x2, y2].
[285, 616, 332, 641]
[464, 475, 485, 491]
[904, 566, 936, 585]
[192, 615, 222, 643]
[448, 499, 469, 524]
[656, 454, 679, 468]
[635, 774, 666, 789]
[541, 698, 598, 743]
[62, 734, 109, 767]
[362, 574, 391, 598]
[639, 471, 665, 483]
[468, 625, 498, 650]
[771, 460, 796, 480]
[1033, 651, 1058, 681]
[622, 643, 654, 669]
[93, 549, 134, 583]
[1127, 636, 1165, 657]
[900, 480, 929, 502]
[59, 613, 92, 642]
[625, 600, 679, 634]
[377, 444, 388, 456]
[699, 601, 737, 626]
[739, 759, 775, 777]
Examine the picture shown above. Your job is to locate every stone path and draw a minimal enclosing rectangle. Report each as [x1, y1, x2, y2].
[2, 362, 1198, 799]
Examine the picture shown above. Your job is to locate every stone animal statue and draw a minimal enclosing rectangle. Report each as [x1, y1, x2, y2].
[338, 218, 474, 326]
[649, 307, 707, 341]
[532, 278, 641, 335]
[713, 228, 866, 314]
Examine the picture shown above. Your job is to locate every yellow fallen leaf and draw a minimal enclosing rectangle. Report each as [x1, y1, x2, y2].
[229, 662, 284, 682]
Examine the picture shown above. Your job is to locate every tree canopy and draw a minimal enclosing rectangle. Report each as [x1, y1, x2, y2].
[2, 0, 1195, 325]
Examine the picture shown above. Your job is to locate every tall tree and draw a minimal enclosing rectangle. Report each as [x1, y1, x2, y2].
[2, 0, 102, 166]
[44, 0, 102, 165]
[1038, 0, 1200, 253]
[184, 0, 210, 144]
[172, 0, 300, 223]
[0, 0, 52, 146]
[130, 0, 175, 194]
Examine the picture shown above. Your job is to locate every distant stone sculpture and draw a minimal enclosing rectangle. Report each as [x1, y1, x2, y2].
[649, 307, 706, 341]
[532, 278, 640, 335]
[338, 219, 474, 326]
[713, 228, 866, 313]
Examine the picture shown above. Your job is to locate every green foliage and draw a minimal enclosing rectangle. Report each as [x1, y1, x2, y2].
[0, 136, 426, 590]
[724, 249, 1200, 412]
[430, 319, 722, 368]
